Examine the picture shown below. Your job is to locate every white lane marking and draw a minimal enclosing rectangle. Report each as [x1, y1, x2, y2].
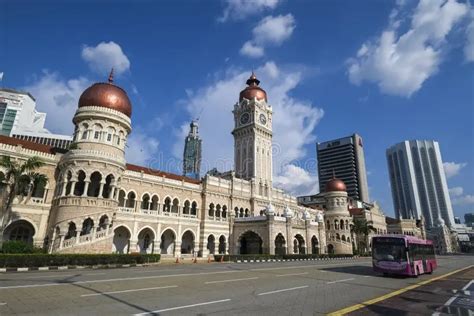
[250, 261, 371, 272]
[275, 272, 309, 277]
[363, 275, 372, 278]
[327, 278, 355, 284]
[0, 270, 242, 290]
[132, 298, 231, 315]
[258, 285, 308, 296]
[81, 285, 177, 297]
[205, 277, 258, 284]
[462, 279, 474, 290]
[0, 303, 6, 306]
[85, 273, 106, 276]
[132, 269, 176, 274]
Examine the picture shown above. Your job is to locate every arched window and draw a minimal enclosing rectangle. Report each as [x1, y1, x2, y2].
[141, 194, 150, 210]
[216, 204, 221, 218]
[102, 174, 114, 198]
[245, 208, 249, 217]
[65, 171, 73, 196]
[98, 215, 109, 231]
[118, 190, 126, 207]
[93, 123, 103, 141]
[126, 192, 136, 208]
[234, 207, 239, 218]
[81, 218, 94, 236]
[163, 197, 171, 213]
[222, 205, 227, 219]
[151, 195, 159, 211]
[240, 208, 244, 218]
[65, 222, 76, 240]
[88, 172, 102, 197]
[183, 200, 191, 214]
[345, 220, 349, 230]
[340, 219, 344, 230]
[335, 220, 339, 230]
[171, 198, 179, 213]
[208, 203, 215, 217]
[191, 201, 198, 216]
[74, 170, 86, 196]
[327, 220, 330, 229]
[336, 233, 340, 240]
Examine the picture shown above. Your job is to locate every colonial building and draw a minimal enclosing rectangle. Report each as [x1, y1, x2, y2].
[0, 71, 353, 257]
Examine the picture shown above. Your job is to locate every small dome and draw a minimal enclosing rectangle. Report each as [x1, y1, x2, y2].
[316, 211, 324, 222]
[266, 203, 275, 215]
[303, 210, 311, 220]
[78, 69, 132, 117]
[325, 177, 347, 192]
[283, 205, 293, 218]
[239, 72, 267, 102]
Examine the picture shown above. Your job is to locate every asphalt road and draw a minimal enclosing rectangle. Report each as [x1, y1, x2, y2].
[0, 255, 472, 315]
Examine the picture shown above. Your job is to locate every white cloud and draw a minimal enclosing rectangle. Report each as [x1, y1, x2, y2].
[240, 14, 296, 58]
[81, 41, 130, 76]
[449, 186, 464, 197]
[240, 41, 264, 58]
[125, 129, 160, 166]
[23, 72, 90, 135]
[348, 0, 468, 97]
[176, 61, 323, 196]
[218, 0, 280, 22]
[465, 10, 474, 62]
[443, 161, 467, 178]
[273, 164, 319, 196]
[452, 194, 474, 205]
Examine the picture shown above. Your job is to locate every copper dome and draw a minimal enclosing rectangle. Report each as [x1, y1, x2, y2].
[78, 70, 132, 117]
[239, 72, 267, 102]
[325, 178, 347, 192]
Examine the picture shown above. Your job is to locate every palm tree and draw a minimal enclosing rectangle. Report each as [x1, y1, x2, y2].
[350, 218, 377, 254]
[0, 156, 47, 246]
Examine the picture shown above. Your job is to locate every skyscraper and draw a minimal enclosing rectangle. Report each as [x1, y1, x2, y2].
[183, 120, 202, 179]
[317, 133, 369, 202]
[386, 140, 455, 228]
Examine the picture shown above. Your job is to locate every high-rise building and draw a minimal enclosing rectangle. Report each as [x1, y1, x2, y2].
[317, 133, 369, 202]
[182, 120, 202, 179]
[0, 88, 72, 149]
[386, 140, 455, 228]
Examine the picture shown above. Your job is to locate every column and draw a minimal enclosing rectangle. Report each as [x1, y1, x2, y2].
[61, 181, 67, 196]
[92, 226, 97, 240]
[75, 230, 81, 244]
[108, 185, 115, 199]
[58, 234, 65, 250]
[98, 181, 105, 198]
[69, 181, 77, 196]
[82, 181, 90, 197]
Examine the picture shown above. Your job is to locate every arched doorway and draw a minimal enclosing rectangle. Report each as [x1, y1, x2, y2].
[311, 236, 319, 254]
[181, 231, 195, 255]
[137, 228, 155, 254]
[294, 234, 305, 254]
[207, 235, 215, 255]
[328, 244, 335, 254]
[218, 235, 226, 254]
[3, 220, 35, 245]
[239, 231, 263, 254]
[113, 226, 131, 254]
[160, 229, 176, 255]
[275, 233, 286, 255]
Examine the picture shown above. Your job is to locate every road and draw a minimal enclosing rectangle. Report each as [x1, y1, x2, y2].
[0, 255, 472, 315]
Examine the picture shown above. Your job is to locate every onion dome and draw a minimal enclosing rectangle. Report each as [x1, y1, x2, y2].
[325, 176, 347, 192]
[239, 72, 267, 102]
[283, 205, 293, 218]
[265, 202, 275, 216]
[78, 69, 132, 117]
[316, 211, 324, 222]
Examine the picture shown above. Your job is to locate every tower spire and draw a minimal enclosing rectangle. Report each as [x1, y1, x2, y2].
[246, 71, 260, 86]
[108, 68, 114, 83]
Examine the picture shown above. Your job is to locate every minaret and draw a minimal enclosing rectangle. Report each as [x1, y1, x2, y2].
[232, 72, 273, 185]
[48, 69, 132, 253]
[183, 120, 202, 180]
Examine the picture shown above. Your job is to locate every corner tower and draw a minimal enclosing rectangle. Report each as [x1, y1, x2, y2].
[232, 72, 273, 184]
[48, 70, 132, 253]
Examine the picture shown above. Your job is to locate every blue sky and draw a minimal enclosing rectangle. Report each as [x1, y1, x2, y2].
[1, 0, 473, 220]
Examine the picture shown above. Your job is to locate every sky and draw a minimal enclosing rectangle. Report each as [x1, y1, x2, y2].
[0, 0, 473, 221]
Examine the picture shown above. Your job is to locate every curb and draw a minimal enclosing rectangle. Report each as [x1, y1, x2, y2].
[0, 263, 152, 273]
[235, 257, 356, 263]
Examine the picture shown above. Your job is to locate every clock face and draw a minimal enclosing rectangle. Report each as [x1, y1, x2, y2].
[240, 112, 250, 125]
[259, 114, 267, 125]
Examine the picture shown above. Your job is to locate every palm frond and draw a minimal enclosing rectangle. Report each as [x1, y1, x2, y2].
[20, 157, 45, 173]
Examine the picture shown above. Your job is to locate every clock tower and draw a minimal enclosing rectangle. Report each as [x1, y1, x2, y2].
[232, 73, 273, 185]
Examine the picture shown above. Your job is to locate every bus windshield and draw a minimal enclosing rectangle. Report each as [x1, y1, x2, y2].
[372, 237, 406, 262]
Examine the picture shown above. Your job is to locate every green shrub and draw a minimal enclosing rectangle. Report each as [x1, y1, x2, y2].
[1, 241, 34, 254]
[0, 253, 161, 268]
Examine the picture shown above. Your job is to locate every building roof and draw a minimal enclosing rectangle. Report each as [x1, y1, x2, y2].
[385, 216, 400, 225]
[349, 208, 364, 216]
[126, 163, 201, 184]
[0, 135, 60, 154]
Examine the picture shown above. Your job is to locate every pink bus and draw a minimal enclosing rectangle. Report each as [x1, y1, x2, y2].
[372, 235, 437, 277]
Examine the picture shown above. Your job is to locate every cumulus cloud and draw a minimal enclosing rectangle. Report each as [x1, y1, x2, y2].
[449, 186, 464, 197]
[218, 0, 280, 22]
[22, 72, 90, 135]
[348, 0, 468, 97]
[452, 194, 474, 205]
[465, 10, 474, 62]
[273, 164, 319, 196]
[240, 41, 265, 58]
[175, 61, 323, 196]
[125, 129, 160, 166]
[443, 161, 467, 178]
[81, 41, 130, 76]
[240, 14, 296, 58]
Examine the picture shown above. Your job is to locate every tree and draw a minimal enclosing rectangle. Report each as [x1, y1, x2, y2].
[0, 156, 47, 247]
[350, 218, 377, 254]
